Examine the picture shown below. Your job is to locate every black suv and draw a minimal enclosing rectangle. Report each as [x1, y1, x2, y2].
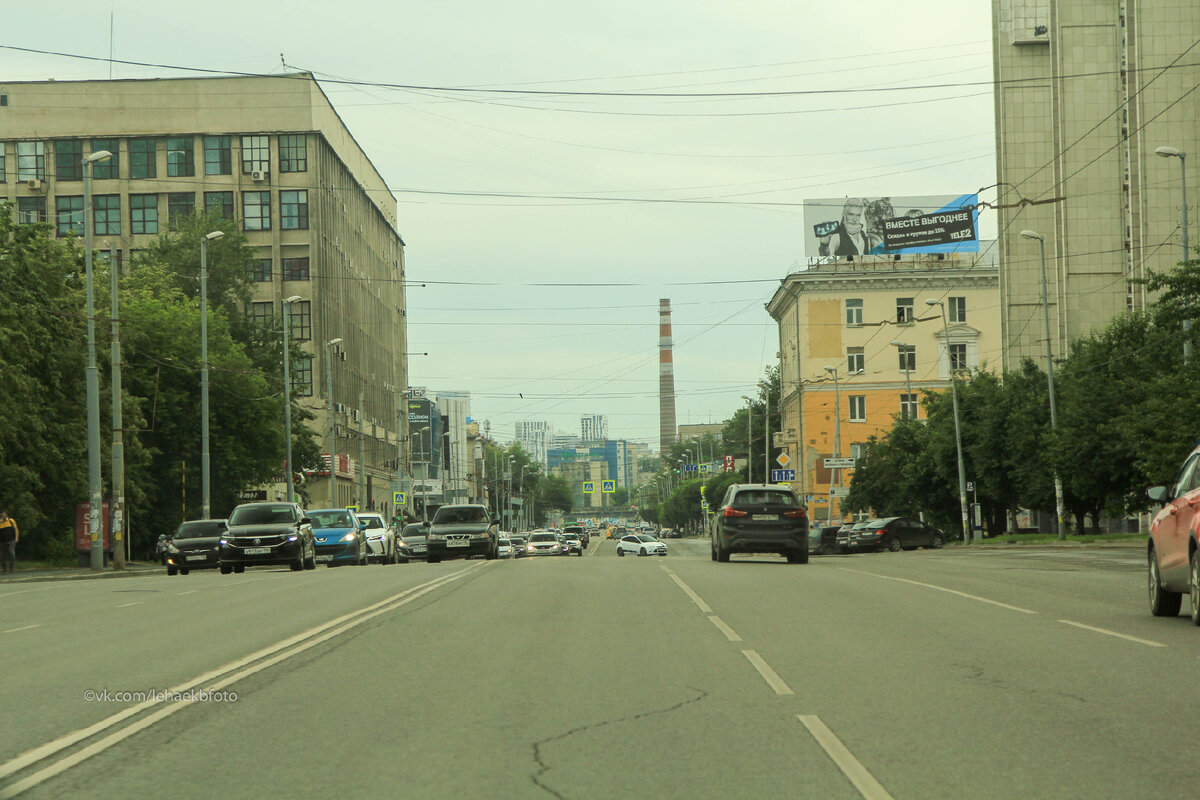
[165, 519, 226, 574]
[711, 483, 809, 564]
[426, 504, 499, 563]
[218, 502, 316, 573]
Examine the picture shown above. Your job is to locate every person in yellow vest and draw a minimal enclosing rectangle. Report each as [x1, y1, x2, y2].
[0, 511, 18, 575]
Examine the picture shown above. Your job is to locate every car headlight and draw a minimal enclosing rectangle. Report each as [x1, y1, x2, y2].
[340, 532, 357, 542]
[287, 535, 299, 542]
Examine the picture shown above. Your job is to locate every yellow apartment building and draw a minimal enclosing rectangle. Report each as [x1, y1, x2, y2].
[766, 246, 1000, 525]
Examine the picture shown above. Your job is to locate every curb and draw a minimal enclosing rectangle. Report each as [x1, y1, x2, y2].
[1, 565, 162, 584]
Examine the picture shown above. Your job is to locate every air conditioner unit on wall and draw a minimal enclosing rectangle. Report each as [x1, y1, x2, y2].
[251, 169, 268, 182]
[25, 179, 42, 191]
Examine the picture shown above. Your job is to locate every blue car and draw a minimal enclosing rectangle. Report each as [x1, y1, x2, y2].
[309, 508, 369, 566]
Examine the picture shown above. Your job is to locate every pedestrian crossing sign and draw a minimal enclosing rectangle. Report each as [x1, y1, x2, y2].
[602, 480, 616, 493]
[583, 481, 595, 494]
[346, 505, 359, 513]
[393, 492, 407, 506]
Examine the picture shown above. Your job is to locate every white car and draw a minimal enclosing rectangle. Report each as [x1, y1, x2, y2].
[357, 512, 397, 564]
[616, 534, 667, 557]
[497, 537, 514, 559]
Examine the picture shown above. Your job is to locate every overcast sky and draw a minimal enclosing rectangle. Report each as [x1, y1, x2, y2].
[3, 0, 997, 450]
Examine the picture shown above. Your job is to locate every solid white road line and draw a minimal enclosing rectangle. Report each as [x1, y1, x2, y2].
[839, 568, 1037, 614]
[2, 625, 40, 634]
[667, 574, 713, 613]
[177, 591, 197, 596]
[798, 715, 895, 800]
[707, 615, 742, 642]
[742, 649, 794, 696]
[1057, 619, 1165, 648]
[114, 602, 141, 608]
[0, 564, 484, 793]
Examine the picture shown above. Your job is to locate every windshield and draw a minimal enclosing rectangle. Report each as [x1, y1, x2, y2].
[359, 516, 385, 529]
[175, 521, 224, 538]
[636, 535, 658, 542]
[228, 505, 297, 526]
[433, 506, 489, 525]
[530, 533, 557, 543]
[402, 525, 428, 538]
[733, 489, 798, 506]
[310, 510, 356, 528]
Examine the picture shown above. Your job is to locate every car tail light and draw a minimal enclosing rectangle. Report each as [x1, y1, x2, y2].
[782, 509, 807, 519]
[723, 506, 748, 517]
[876, 528, 888, 536]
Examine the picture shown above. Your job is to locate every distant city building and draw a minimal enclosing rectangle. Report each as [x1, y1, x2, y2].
[436, 392, 471, 504]
[992, 0, 1200, 367]
[514, 420, 552, 464]
[677, 423, 724, 442]
[580, 414, 608, 442]
[552, 433, 581, 450]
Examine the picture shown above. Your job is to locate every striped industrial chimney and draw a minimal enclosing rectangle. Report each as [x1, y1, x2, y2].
[659, 299, 677, 454]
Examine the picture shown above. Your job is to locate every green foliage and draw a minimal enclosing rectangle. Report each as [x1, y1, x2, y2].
[720, 365, 780, 483]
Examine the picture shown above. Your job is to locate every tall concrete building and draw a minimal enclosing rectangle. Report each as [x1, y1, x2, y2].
[436, 392, 472, 504]
[514, 419, 552, 464]
[767, 249, 1000, 522]
[658, 299, 677, 454]
[580, 414, 608, 442]
[0, 74, 408, 514]
[993, 0, 1199, 366]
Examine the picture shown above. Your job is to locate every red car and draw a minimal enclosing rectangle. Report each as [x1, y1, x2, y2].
[1146, 447, 1200, 624]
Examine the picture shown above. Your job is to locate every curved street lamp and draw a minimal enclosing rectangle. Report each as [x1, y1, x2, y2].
[281, 295, 304, 503]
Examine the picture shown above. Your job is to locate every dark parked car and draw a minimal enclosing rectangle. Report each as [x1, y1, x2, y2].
[219, 502, 316, 573]
[711, 483, 809, 564]
[810, 525, 841, 556]
[397, 523, 429, 562]
[855, 517, 944, 552]
[426, 504, 499, 563]
[165, 519, 226, 574]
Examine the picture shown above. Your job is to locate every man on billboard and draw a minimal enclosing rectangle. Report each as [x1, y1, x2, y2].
[816, 198, 884, 257]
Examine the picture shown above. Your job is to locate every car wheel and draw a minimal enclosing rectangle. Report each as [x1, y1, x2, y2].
[931, 534, 944, 549]
[304, 550, 316, 570]
[617, 548, 625, 557]
[234, 564, 246, 573]
[888, 537, 902, 552]
[716, 538, 730, 563]
[710, 540, 717, 561]
[639, 548, 647, 557]
[167, 564, 178, 576]
[788, 551, 809, 564]
[1190, 550, 1200, 626]
[1148, 549, 1183, 617]
[219, 564, 232, 575]
[180, 568, 190, 575]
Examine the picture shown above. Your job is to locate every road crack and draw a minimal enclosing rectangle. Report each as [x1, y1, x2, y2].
[529, 686, 708, 799]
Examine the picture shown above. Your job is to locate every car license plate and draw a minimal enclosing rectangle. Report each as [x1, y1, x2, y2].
[186, 555, 207, 562]
[447, 539, 469, 548]
[412, 546, 426, 553]
[244, 547, 270, 555]
[315, 554, 332, 562]
[752, 514, 777, 521]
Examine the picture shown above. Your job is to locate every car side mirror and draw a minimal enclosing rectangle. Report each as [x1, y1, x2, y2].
[1147, 485, 1169, 504]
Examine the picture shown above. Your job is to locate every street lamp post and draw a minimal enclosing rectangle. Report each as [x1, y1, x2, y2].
[199, 229, 224, 520]
[759, 383, 772, 483]
[822, 367, 842, 531]
[925, 299, 971, 545]
[1156, 146, 1190, 359]
[83, 149, 112, 570]
[326, 337, 344, 508]
[281, 296, 304, 503]
[890, 340, 914, 420]
[1018, 232, 1066, 540]
[740, 395, 753, 482]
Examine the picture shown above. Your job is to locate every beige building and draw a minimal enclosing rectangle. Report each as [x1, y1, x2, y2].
[767, 249, 1000, 524]
[551, 460, 611, 510]
[992, 0, 1199, 366]
[0, 73, 408, 514]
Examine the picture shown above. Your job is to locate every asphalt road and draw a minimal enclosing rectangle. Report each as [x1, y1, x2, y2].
[2, 539, 1198, 799]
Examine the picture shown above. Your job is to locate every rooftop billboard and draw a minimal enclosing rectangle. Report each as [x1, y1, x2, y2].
[803, 194, 979, 257]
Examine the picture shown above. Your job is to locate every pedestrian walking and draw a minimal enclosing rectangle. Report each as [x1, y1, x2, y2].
[0, 511, 19, 575]
[155, 534, 168, 565]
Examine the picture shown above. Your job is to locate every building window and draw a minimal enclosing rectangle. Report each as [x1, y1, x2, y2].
[280, 190, 308, 230]
[93, 194, 121, 236]
[241, 135, 270, 173]
[847, 347, 864, 375]
[897, 344, 915, 372]
[242, 191, 271, 231]
[129, 194, 158, 235]
[900, 393, 919, 420]
[848, 395, 866, 422]
[166, 136, 195, 177]
[0, 148, 5, 182]
[205, 191, 234, 220]
[55, 140, 83, 181]
[896, 297, 914, 324]
[129, 138, 157, 179]
[290, 300, 311, 340]
[849, 442, 866, 460]
[282, 257, 310, 280]
[949, 343, 968, 372]
[17, 196, 46, 224]
[293, 356, 313, 397]
[250, 301, 274, 329]
[167, 192, 195, 230]
[55, 196, 83, 236]
[845, 298, 863, 326]
[279, 134, 307, 172]
[204, 136, 232, 175]
[251, 259, 272, 282]
[91, 139, 119, 179]
[949, 296, 967, 323]
[17, 142, 45, 181]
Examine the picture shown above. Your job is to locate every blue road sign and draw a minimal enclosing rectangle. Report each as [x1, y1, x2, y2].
[771, 469, 796, 482]
[602, 480, 616, 493]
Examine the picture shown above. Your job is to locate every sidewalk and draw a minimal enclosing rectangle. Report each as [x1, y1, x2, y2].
[1, 561, 162, 584]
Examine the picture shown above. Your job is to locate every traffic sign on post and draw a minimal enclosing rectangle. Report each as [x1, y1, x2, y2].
[776, 452, 791, 468]
[830, 487, 850, 498]
[582, 481, 595, 494]
[393, 491, 407, 506]
[346, 505, 359, 513]
[771, 469, 796, 482]
[823, 457, 857, 469]
[602, 480, 616, 493]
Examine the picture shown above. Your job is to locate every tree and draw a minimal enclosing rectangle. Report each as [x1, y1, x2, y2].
[536, 475, 572, 523]
[720, 366, 780, 483]
[611, 487, 630, 506]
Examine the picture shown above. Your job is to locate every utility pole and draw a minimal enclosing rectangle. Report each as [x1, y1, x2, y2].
[326, 337, 343, 508]
[83, 150, 111, 570]
[199, 229, 224, 520]
[110, 246, 125, 569]
[358, 389, 366, 510]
